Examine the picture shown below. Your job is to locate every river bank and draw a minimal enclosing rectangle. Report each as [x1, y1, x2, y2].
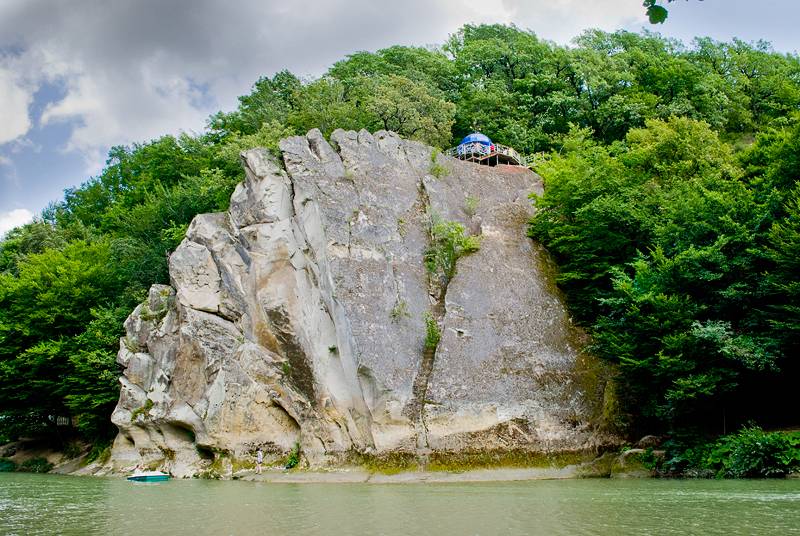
[2, 436, 654, 481]
[240, 465, 610, 484]
[4, 435, 798, 483]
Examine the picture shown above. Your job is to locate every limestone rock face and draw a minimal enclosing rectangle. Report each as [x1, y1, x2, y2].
[110, 129, 616, 477]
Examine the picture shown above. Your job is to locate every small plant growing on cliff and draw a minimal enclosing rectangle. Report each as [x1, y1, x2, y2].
[123, 335, 143, 353]
[425, 218, 481, 283]
[390, 300, 411, 321]
[463, 195, 479, 218]
[130, 399, 154, 423]
[429, 150, 448, 178]
[424, 312, 441, 350]
[284, 442, 301, 469]
[328, 345, 338, 354]
[140, 301, 170, 323]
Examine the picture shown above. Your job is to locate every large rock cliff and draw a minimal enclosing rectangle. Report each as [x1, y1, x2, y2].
[109, 129, 616, 477]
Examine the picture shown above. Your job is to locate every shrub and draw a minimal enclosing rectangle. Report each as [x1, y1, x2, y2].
[424, 312, 441, 350]
[19, 457, 53, 473]
[86, 440, 112, 464]
[284, 442, 301, 469]
[424, 218, 480, 283]
[710, 426, 800, 478]
[62, 440, 83, 460]
[662, 426, 800, 478]
[0, 458, 16, 472]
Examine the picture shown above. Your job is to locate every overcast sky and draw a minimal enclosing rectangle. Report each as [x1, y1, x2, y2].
[1, 0, 799, 234]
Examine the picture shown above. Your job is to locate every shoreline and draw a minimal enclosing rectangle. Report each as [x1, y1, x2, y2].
[3, 440, 654, 482]
[236, 465, 588, 484]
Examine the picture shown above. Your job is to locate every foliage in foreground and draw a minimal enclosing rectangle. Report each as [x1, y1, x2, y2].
[661, 427, 800, 478]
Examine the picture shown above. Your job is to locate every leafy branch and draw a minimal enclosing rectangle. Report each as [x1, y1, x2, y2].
[643, 0, 702, 24]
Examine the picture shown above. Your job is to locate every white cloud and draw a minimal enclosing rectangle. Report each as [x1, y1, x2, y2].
[0, 208, 33, 237]
[0, 67, 32, 144]
[0, 0, 649, 172]
[501, 0, 647, 42]
[0, 0, 456, 168]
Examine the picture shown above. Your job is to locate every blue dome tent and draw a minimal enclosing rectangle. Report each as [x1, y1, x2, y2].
[447, 131, 527, 167]
[460, 132, 493, 146]
[457, 132, 494, 158]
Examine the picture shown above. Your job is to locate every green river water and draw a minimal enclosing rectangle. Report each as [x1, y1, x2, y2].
[1, 473, 799, 535]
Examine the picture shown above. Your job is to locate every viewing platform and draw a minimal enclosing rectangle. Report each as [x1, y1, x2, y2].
[446, 132, 527, 167]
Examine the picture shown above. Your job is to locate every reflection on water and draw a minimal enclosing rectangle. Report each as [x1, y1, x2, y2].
[1, 473, 799, 535]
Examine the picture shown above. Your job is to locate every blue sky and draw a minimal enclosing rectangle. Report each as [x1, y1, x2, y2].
[1, 0, 799, 235]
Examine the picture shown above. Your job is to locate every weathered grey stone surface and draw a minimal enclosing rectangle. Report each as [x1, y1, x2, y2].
[110, 129, 617, 477]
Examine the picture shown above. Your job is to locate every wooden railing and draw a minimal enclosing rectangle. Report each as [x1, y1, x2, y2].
[445, 142, 528, 167]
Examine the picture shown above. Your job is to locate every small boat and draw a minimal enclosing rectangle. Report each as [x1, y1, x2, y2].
[127, 470, 170, 482]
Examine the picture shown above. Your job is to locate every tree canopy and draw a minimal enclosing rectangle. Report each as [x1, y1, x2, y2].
[1, 24, 799, 443]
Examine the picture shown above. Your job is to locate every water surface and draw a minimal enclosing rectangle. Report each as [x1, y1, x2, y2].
[1, 473, 799, 535]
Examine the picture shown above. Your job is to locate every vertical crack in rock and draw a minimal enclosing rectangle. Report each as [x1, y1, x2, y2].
[399, 145, 447, 450]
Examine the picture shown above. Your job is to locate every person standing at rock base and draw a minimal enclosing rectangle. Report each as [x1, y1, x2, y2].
[255, 447, 263, 474]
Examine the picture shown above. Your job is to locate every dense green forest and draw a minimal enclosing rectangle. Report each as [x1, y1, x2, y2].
[1, 25, 798, 464]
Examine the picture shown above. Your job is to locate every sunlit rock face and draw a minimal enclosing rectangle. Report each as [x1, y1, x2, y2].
[109, 129, 617, 477]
